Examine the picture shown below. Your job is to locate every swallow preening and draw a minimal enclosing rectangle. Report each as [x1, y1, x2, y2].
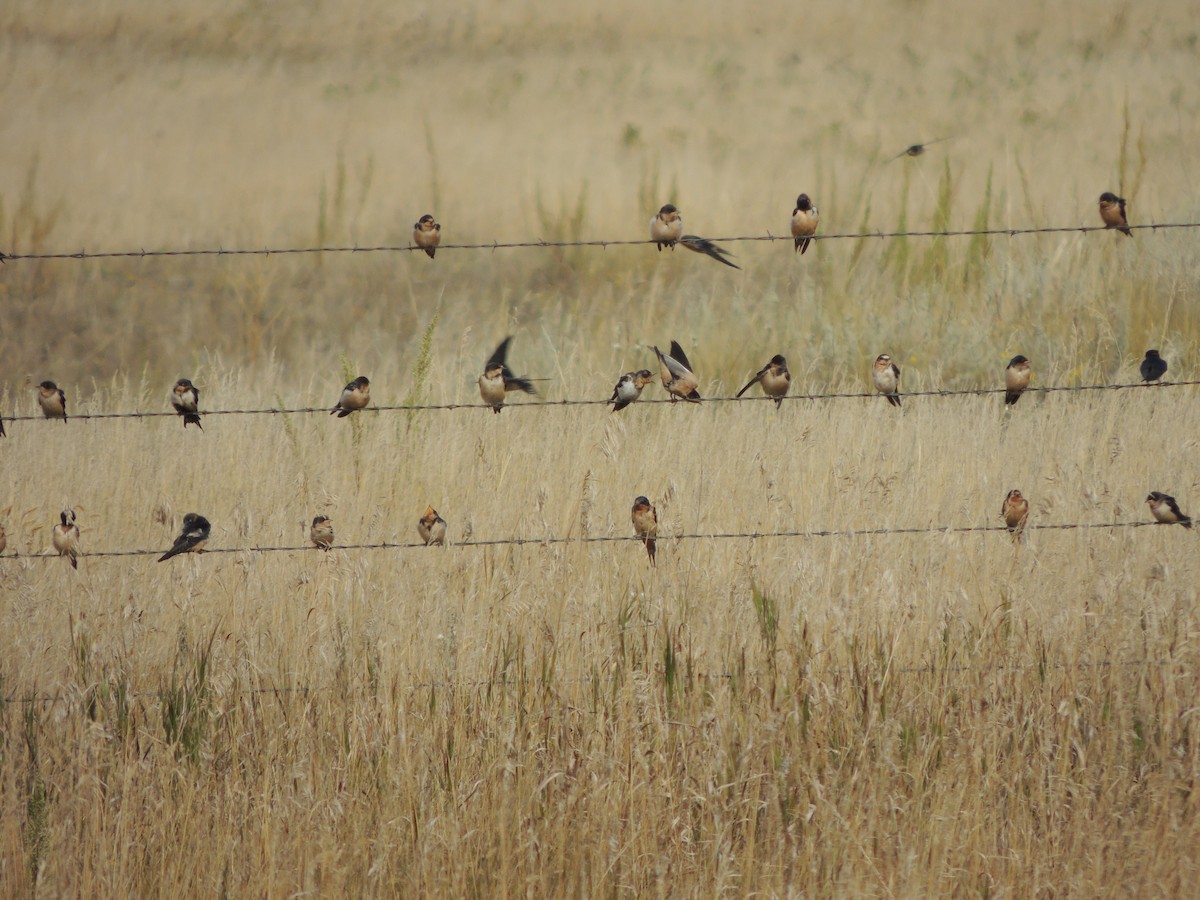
[791, 194, 819, 254]
[650, 204, 739, 268]
[872, 354, 901, 407]
[1004, 356, 1031, 406]
[1140, 350, 1167, 383]
[610, 370, 655, 412]
[1098, 192, 1131, 236]
[413, 214, 441, 258]
[158, 513, 211, 561]
[479, 336, 541, 413]
[654, 341, 701, 403]
[418, 506, 447, 546]
[332, 376, 371, 417]
[1146, 492, 1191, 529]
[631, 496, 657, 566]
[1001, 489, 1029, 540]
[171, 378, 202, 429]
[38, 381, 67, 421]
[737, 354, 790, 408]
[890, 138, 948, 160]
[310, 515, 334, 550]
[52, 509, 80, 569]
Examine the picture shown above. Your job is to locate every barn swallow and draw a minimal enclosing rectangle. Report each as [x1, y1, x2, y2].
[0, 414, 5, 437]
[654, 341, 701, 403]
[1140, 350, 1167, 383]
[890, 138, 949, 160]
[1098, 192, 1131, 236]
[872, 354, 901, 407]
[650, 204, 683, 250]
[736, 354, 790, 408]
[1004, 355, 1031, 405]
[158, 513, 211, 561]
[0, 523, 7, 555]
[52, 509, 80, 569]
[631, 496, 658, 566]
[413, 214, 441, 258]
[170, 378, 202, 429]
[610, 370, 655, 412]
[1001, 489, 1029, 540]
[331, 376, 371, 417]
[310, 515, 334, 550]
[478, 336, 541, 413]
[38, 381, 67, 420]
[791, 194, 819, 254]
[1146, 492, 1191, 528]
[680, 235, 740, 269]
[418, 506, 447, 546]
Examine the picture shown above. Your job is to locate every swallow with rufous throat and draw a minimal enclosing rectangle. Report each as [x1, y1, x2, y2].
[310, 515, 334, 550]
[1140, 350, 1167, 383]
[171, 378, 202, 429]
[332, 376, 371, 417]
[1146, 492, 1191, 528]
[53, 509, 79, 569]
[1004, 356, 1031, 405]
[158, 513, 212, 561]
[38, 381, 67, 421]
[650, 204, 683, 250]
[791, 194, 819, 254]
[1001, 489, 1029, 540]
[479, 336, 541, 413]
[872, 354, 901, 407]
[413, 214, 441, 258]
[418, 506, 447, 545]
[737, 354, 790, 408]
[1098, 192, 1131, 236]
[610, 370, 655, 412]
[654, 341, 701, 403]
[890, 138, 948, 160]
[631, 496, 658, 565]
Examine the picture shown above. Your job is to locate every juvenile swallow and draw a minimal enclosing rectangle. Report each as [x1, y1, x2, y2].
[654, 341, 701, 403]
[170, 378, 202, 429]
[52, 509, 80, 569]
[1146, 492, 1192, 528]
[1004, 355, 1031, 405]
[310, 515, 334, 550]
[890, 138, 948, 160]
[418, 506, 447, 546]
[1098, 192, 1131, 236]
[1140, 350, 1168, 383]
[1001, 489, 1029, 540]
[158, 513, 212, 561]
[872, 354, 901, 407]
[478, 336, 541, 413]
[679, 234, 740, 269]
[650, 204, 683, 250]
[413, 214, 441, 258]
[631, 496, 658, 566]
[331, 376, 371, 417]
[736, 354, 790, 408]
[791, 194, 820, 254]
[38, 381, 67, 421]
[0, 523, 7, 555]
[610, 369, 655, 412]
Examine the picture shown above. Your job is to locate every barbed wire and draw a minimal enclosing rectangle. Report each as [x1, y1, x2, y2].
[0, 221, 1196, 262]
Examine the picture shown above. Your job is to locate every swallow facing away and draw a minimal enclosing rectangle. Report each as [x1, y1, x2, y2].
[52, 509, 80, 569]
[1140, 350, 1168, 383]
[418, 506, 447, 546]
[791, 194, 820, 254]
[479, 336, 541, 413]
[158, 513, 211, 561]
[631, 496, 658, 566]
[1098, 192, 1131, 236]
[38, 381, 67, 421]
[737, 354, 791, 408]
[310, 515, 334, 550]
[332, 376, 371, 417]
[654, 341, 701, 403]
[650, 204, 684, 250]
[413, 214, 441, 258]
[1001, 489, 1029, 540]
[610, 370, 655, 412]
[1146, 492, 1191, 529]
[1004, 355, 1031, 405]
[872, 354, 901, 407]
[171, 378, 202, 429]
[890, 138, 949, 160]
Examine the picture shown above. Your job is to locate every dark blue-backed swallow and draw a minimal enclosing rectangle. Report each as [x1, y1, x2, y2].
[171, 378, 203, 429]
[332, 376, 371, 417]
[1099, 192, 1132, 236]
[310, 515, 334, 550]
[38, 381, 67, 421]
[158, 513, 212, 561]
[414, 214, 441, 258]
[791, 194, 819, 254]
[1004, 356, 1031, 405]
[872, 354, 901, 407]
[737, 354, 790, 408]
[1140, 350, 1167, 383]
[610, 370, 655, 412]
[1146, 492, 1191, 528]
[890, 138, 949, 160]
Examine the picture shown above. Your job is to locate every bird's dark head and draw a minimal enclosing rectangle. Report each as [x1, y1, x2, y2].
[39, 381, 58, 391]
[1099, 192, 1119, 203]
[795, 194, 811, 210]
[633, 496, 651, 509]
[1145, 349, 1161, 359]
[353, 376, 370, 389]
[1008, 355, 1029, 366]
[658, 204, 678, 216]
[175, 378, 195, 390]
[312, 515, 330, 526]
[770, 354, 787, 366]
[417, 214, 436, 226]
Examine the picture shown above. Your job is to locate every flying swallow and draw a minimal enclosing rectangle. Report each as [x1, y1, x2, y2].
[38, 381, 67, 421]
[413, 214, 441, 258]
[158, 513, 212, 561]
[1146, 492, 1191, 528]
[890, 138, 949, 160]
[610, 370, 655, 412]
[736, 354, 790, 408]
[791, 194, 820, 254]
[478, 336, 541, 413]
[650, 204, 683, 250]
[1140, 350, 1167, 383]
[52, 509, 80, 569]
[680, 234, 740, 269]
[1004, 355, 1031, 405]
[331, 376, 371, 417]
[1001, 489, 1029, 540]
[0, 523, 7, 555]
[310, 515, 334, 550]
[872, 354, 901, 407]
[171, 378, 202, 429]
[1098, 192, 1131, 236]
[631, 496, 658, 565]
[418, 506, 447, 546]
[654, 341, 701, 403]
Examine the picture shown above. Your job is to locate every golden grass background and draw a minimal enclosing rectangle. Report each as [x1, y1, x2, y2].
[2, 0, 1199, 894]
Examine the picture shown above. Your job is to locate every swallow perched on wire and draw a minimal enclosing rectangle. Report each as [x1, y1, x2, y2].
[170, 378, 203, 429]
[631, 496, 658, 565]
[413, 214, 441, 258]
[52, 509, 80, 569]
[1146, 492, 1191, 528]
[654, 341, 701, 403]
[1004, 355, 1031, 405]
[737, 354, 790, 408]
[1001, 489, 1029, 540]
[650, 204, 683, 250]
[331, 376, 371, 417]
[418, 506, 447, 545]
[38, 381, 67, 421]
[1098, 192, 1131, 236]
[158, 513, 211, 561]
[610, 370, 655, 412]
[478, 336, 541, 413]
[791, 194, 819, 254]
[890, 138, 949, 160]
[1140, 350, 1167, 383]
[872, 354, 901, 407]
[310, 515, 334, 550]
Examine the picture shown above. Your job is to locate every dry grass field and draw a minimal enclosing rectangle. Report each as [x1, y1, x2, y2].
[2, 0, 1200, 895]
